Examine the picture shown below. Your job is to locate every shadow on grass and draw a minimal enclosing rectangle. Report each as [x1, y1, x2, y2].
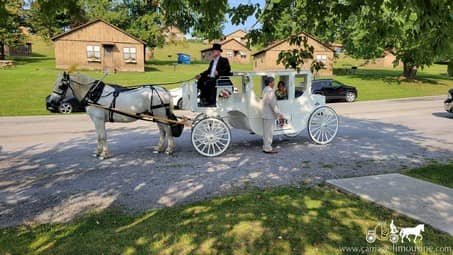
[144, 65, 161, 72]
[7, 56, 55, 65]
[31, 52, 48, 57]
[1, 185, 452, 254]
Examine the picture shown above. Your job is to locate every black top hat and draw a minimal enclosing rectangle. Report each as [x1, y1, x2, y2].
[211, 43, 223, 52]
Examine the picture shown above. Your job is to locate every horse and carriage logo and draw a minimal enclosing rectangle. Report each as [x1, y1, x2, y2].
[366, 220, 425, 244]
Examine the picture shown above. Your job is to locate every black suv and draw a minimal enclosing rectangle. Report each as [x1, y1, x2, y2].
[312, 79, 358, 102]
[46, 90, 85, 114]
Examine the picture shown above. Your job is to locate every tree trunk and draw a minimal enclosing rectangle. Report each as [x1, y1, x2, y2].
[448, 59, 453, 77]
[0, 41, 5, 60]
[403, 62, 417, 79]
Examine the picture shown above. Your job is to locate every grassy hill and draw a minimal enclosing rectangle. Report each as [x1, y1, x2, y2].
[153, 40, 209, 62]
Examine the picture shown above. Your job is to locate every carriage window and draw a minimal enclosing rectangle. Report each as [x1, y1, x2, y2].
[86, 45, 101, 62]
[216, 75, 244, 94]
[276, 75, 289, 100]
[123, 47, 137, 63]
[295, 74, 308, 98]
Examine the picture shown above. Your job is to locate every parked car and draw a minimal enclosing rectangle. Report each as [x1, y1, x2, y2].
[169, 87, 184, 109]
[445, 88, 453, 114]
[46, 91, 85, 114]
[311, 79, 358, 102]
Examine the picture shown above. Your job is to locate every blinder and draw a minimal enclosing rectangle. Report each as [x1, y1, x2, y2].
[53, 72, 71, 98]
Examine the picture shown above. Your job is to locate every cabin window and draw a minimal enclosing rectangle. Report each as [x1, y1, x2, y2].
[86, 45, 101, 62]
[226, 51, 233, 58]
[123, 47, 137, 63]
[315, 55, 328, 63]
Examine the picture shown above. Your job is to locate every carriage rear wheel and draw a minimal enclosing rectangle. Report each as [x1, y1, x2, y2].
[308, 106, 339, 145]
[191, 117, 231, 157]
[192, 113, 207, 126]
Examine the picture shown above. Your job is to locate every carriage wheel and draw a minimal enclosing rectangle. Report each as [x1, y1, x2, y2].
[192, 113, 207, 126]
[191, 117, 231, 157]
[308, 106, 339, 145]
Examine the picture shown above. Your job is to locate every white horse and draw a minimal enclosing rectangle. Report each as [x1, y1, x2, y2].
[49, 72, 180, 159]
[400, 224, 424, 243]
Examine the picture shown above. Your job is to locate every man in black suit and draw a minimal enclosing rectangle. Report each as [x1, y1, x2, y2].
[195, 43, 231, 106]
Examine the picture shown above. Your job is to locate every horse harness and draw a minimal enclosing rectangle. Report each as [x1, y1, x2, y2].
[58, 74, 184, 137]
[80, 80, 171, 123]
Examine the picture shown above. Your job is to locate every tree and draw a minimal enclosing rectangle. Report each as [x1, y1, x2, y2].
[160, 0, 228, 40]
[79, 0, 129, 28]
[229, 0, 453, 79]
[0, 0, 25, 60]
[27, 0, 85, 39]
[26, 0, 228, 48]
[340, 1, 453, 79]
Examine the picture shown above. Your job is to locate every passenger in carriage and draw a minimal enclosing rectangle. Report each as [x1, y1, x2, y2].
[195, 43, 231, 107]
[275, 81, 288, 100]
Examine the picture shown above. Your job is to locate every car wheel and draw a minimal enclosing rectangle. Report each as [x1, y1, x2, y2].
[59, 102, 73, 114]
[177, 99, 183, 109]
[345, 91, 356, 102]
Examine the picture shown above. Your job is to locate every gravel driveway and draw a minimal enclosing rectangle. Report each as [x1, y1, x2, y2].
[1, 96, 452, 227]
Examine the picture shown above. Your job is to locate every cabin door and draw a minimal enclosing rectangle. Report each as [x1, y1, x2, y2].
[103, 45, 114, 72]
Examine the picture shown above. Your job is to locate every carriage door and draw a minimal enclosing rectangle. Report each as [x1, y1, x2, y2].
[275, 74, 293, 132]
[102, 44, 114, 73]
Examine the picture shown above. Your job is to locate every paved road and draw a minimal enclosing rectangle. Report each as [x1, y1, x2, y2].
[1, 96, 452, 227]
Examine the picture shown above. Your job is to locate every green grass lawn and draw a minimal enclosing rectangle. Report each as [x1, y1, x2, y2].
[0, 57, 251, 116]
[153, 40, 209, 62]
[404, 163, 453, 188]
[1, 37, 452, 116]
[1, 185, 452, 255]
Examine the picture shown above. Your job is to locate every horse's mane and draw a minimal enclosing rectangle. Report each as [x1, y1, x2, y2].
[70, 73, 96, 86]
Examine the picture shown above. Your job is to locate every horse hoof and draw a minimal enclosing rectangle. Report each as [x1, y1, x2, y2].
[99, 155, 109, 160]
[165, 151, 174, 155]
[153, 150, 160, 154]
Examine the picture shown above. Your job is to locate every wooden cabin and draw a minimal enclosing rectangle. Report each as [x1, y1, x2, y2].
[201, 38, 251, 64]
[52, 19, 146, 72]
[223, 29, 247, 44]
[252, 32, 335, 76]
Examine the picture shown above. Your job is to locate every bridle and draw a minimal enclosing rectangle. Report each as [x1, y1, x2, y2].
[52, 72, 72, 104]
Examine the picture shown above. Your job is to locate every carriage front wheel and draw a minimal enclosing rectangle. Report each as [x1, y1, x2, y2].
[308, 106, 339, 145]
[191, 117, 231, 157]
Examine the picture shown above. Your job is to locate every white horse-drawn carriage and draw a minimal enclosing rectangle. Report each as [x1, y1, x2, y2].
[182, 70, 339, 157]
[49, 70, 338, 159]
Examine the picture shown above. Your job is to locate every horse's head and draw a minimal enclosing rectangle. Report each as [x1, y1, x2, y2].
[49, 72, 71, 108]
[419, 224, 425, 232]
